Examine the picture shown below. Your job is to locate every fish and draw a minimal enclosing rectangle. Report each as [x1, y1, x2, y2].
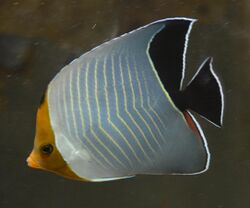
[27, 17, 224, 182]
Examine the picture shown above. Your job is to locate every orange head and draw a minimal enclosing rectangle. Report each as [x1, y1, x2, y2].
[27, 91, 84, 181]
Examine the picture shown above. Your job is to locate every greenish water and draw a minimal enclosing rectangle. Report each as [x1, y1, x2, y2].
[0, 1, 249, 207]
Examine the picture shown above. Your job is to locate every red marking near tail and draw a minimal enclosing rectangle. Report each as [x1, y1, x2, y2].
[183, 111, 201, 138]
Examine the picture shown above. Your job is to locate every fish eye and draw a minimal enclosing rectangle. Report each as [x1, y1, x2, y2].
[40, 144, 53, 155]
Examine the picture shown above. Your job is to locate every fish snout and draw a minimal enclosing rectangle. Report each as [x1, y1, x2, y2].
[26, 153, 41, 169]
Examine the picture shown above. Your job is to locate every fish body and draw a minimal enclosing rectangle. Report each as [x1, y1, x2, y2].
[27, 18, 224, 182]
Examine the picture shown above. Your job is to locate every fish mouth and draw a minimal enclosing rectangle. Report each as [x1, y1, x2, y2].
[26, 155, 87, 181]
[26, 155, 41, 169]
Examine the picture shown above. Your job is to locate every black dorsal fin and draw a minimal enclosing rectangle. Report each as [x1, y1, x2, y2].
[149, 19, 195, 94]
[147, 19, 223, 127]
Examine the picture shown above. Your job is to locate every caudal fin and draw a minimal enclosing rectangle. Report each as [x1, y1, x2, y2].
[182, 57, 224, 127]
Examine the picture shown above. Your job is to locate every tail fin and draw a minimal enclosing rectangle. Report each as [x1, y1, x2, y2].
[181, 57, 224, 127]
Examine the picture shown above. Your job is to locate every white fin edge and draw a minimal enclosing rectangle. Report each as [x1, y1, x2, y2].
[167, 111, 210, 176]
[183, 111, 210, 175]
[145, 18, 197, 115]
[179, 19, 197, 90]
[209, 58, 224, 126]
[76, 17, 197, 64]
[138, 111, 211, 176]
[89, 175, 135, 182]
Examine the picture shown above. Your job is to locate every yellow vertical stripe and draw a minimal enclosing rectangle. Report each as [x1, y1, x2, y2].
[85, 62, 116, 168]
[76, 64, 105, 168]
[126, 56, 162, 150]
[141, 71, 167, 133]
[111, 54, 142, 163]
[94, 58, 128, 168]
[62, 72, 72, 137]
[119, 53, 155, 159]
[132, 56, 165, 144]
[69, 70, 79, 140]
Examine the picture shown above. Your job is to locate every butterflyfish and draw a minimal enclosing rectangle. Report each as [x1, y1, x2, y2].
[27, 17, 224, 182]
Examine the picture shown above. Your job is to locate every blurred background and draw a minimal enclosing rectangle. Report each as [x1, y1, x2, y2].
[0, 0, 249, 207]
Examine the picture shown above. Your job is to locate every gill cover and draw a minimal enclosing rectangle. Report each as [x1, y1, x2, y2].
[27, 92, 84, 181]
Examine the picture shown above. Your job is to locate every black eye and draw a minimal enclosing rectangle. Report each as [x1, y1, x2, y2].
[40, 144, 53, 155]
